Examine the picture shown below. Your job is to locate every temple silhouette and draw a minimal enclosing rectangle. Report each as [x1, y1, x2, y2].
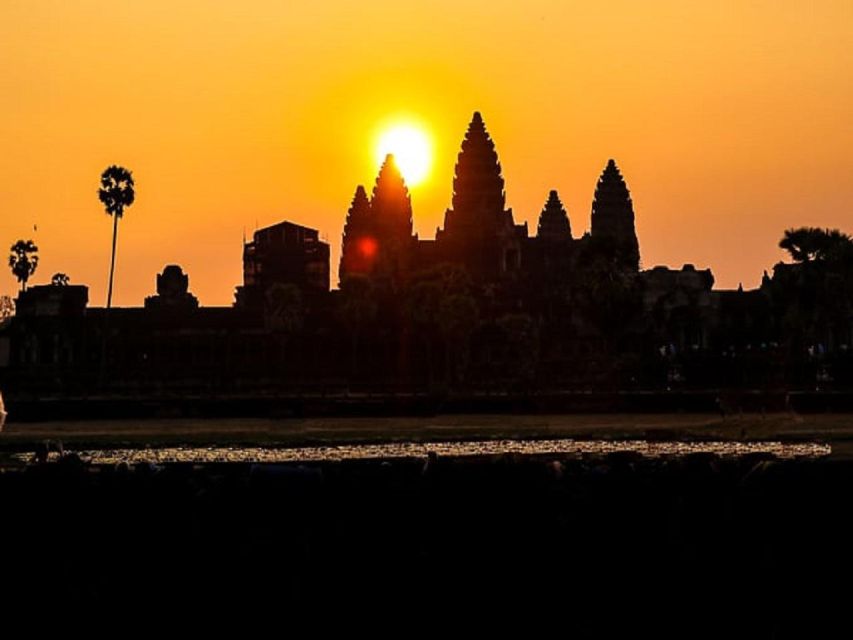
[339, 113, 638, 288]
[1, 112, 852, 415]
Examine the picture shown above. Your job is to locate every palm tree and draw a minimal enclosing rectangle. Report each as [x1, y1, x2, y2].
[779, 227, 852, 263]
[8, 239, 38, 291]
[98, 165, 135, 308]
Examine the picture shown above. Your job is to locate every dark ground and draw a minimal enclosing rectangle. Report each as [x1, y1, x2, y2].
[1, 445, 852, 634]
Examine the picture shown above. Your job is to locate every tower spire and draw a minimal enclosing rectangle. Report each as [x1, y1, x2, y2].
[338, 154, 415, 285]
[537, 189, 572, 241]
[450, 112, 506, 219]
[339, 184, 374, 283]
[371, 154, 413, 239]
[436, 112, 523, 283]
[590, 159, 640, 270]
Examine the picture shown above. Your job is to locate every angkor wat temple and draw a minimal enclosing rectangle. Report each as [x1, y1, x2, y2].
[339, 112, 638, 289]
[2, 112, 852, 414]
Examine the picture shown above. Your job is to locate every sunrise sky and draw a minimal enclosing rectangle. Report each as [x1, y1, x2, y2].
[1, 1, 851, 305]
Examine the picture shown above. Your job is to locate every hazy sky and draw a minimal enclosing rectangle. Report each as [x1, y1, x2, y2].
[1, 1, 851, 305]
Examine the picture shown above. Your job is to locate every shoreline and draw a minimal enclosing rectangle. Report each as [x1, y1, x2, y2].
[3, 411, 853, 458]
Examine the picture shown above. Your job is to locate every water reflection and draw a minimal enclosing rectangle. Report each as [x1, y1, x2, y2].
[16, 439, 831, 465]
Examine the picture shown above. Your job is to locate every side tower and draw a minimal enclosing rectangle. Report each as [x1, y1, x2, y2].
[340, 155, 416, 287]
[590, 159, 640, 270]
[528, 189, 575, 286]
[369, 154, 416, 285]
[339, 185, 373, 284]
[537, 190, 572, 242]
[436, 112, 527, 283]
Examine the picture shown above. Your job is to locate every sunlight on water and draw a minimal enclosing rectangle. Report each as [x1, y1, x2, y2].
[15, 439, 831, 465]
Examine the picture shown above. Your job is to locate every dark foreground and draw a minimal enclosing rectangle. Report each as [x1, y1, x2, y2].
[2, 449, 851, 633]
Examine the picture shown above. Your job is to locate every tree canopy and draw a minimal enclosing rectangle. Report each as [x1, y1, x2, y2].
[8, 239, 38, 291]
[779, 227, 853, 263]
[98, 165, 135, 218]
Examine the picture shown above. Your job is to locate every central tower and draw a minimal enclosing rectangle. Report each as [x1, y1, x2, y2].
[436, 112, 526, 283]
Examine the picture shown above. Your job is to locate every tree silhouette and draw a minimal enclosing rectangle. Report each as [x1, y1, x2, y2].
[51, 273, 70, 286]
[780, 227, 852, 263]
[576, 237, 644, 373]
[98, 165, 135, 309]
[497, 313, 540, 386]
[437, 292, 479, 386]
[771, 227, 853, 363]
[405, 264, 478, 386]
[338, 274, 378, 376]
[8, 240, 38, 292]
[404, 278, 443, 385]
[780, 227, 824, 262]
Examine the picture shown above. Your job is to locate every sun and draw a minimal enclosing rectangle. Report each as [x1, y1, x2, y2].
[375, 124, 432, 187]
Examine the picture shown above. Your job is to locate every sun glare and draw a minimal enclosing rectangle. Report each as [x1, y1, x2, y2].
[375, 124, 431, 187]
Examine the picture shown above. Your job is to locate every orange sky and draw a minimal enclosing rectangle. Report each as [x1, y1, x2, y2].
[1, 1, 851, 306]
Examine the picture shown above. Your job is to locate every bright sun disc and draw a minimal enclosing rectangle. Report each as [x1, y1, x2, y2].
[375, 124, 431, 187]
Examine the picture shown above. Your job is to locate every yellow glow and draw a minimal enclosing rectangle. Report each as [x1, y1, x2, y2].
[375, 124, 432, 187]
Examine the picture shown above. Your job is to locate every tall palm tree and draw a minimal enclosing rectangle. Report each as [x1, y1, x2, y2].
[8, 239, 39, 292]
[98, 165, 135, 309]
